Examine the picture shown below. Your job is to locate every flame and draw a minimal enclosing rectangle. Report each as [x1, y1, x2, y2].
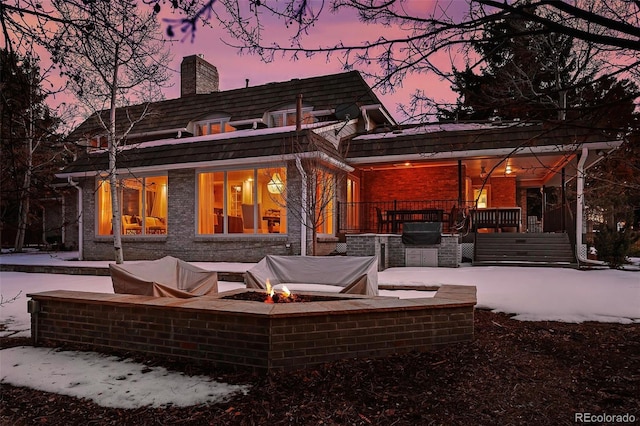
[281, 285, 291, 298]
[265, 279, 274, 304]
[264, 279, 296, 303]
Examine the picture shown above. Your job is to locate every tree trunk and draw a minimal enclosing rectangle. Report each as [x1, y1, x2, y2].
[14, 103, 34, 252]
[109, 53, 124, 264]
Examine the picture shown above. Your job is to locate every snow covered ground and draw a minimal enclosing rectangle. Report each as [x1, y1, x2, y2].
[1, 251, 638, 409]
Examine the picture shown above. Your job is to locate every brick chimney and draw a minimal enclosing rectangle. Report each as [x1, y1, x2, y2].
[180, 54, 219, 97]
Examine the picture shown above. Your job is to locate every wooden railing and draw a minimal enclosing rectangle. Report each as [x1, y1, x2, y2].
[471, 207, 522, 232]
[337, 200, 475, 234]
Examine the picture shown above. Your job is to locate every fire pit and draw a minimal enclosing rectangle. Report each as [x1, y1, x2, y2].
[27, 285, 476, 373]
[223, 290, 343, 304]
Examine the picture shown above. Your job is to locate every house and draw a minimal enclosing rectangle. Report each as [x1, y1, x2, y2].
[57, 55, 623, 267]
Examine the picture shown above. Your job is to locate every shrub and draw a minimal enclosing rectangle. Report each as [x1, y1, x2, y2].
[593, 223, 639, 269]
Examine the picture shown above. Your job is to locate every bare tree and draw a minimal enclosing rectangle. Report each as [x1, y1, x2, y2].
[156, 0, 639, 121]
[48, 0, 171, 263]
[265, 132, 343, 256]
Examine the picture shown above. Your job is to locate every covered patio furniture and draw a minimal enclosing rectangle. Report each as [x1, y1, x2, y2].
[245, 255, 379, 296]
[110, 256, 218, 298]
[402, 222, 443, 245]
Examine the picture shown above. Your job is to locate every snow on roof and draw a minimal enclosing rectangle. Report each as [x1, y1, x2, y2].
[92, 121, 340, 153]
[354, 121, 535, 140]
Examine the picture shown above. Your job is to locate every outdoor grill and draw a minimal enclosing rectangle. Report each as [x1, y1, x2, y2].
[402, 222, 442, 245]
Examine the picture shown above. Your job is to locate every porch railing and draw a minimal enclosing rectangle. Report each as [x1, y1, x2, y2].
[337, 200, 476, 234]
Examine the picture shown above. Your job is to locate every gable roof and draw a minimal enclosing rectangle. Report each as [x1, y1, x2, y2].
[67, 71, 392, 141]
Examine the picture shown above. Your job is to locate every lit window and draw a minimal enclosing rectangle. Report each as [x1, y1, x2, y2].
[474, 188, 489, 209]
[88, 135, 108, 149]
[97, 175, 167, 236]
[197, 167, 287, 235]
[346, 176, 360, 229]
[314, 170, 335, 235]
[195, 118, 235, 136]
[268, 108, 315, 128]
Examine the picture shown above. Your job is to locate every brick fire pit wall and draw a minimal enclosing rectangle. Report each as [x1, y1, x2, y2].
[27, 285, 476, 372]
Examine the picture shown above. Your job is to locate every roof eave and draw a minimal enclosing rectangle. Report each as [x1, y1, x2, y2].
[346, 139, 624, 165]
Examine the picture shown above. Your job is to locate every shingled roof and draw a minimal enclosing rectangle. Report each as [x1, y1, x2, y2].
[68, 70, 390, 141]
[344, 121, 613, 162]
[58, 127, 347, 177]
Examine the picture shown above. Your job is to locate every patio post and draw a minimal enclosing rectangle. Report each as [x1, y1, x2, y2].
[458, 160, 463, 205]
[561, 168, 566, 232]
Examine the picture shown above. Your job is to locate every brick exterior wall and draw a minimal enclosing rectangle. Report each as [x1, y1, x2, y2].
[469, 175, 518, 208]
[487, 176, 517, 207]
[80, 169, 296, 262]
[28, 286, 476, 373]
[361, 165, 462, 202]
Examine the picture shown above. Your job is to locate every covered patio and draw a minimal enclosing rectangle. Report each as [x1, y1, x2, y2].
[339, 121, 624, 267]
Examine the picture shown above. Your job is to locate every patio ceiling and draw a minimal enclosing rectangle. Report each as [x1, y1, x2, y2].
[347, 121, 624, 188]
[351, 141, 621, 188]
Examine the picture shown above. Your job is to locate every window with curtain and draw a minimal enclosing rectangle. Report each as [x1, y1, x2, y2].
[96, 175, 167, 236]
[197, 167, 286, 235]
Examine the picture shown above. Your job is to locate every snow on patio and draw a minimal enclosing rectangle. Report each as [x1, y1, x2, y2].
[1, 251, 638, 408]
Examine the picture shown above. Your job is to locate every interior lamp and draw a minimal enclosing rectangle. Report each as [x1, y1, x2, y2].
[268, 173, 285, 194]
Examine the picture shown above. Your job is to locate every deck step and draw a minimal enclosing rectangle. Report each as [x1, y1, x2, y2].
[473, 232, 576, 267]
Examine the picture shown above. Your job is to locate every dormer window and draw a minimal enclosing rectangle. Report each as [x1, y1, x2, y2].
[268, 107, 315, 128]
[196, 119, 235, 136]
[193, 114, 236, 136]
[88, 135, 108, 149]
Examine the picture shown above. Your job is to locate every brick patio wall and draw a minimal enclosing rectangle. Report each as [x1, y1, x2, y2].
[28, 286, 476, 373]
[347, 234, 460, 268]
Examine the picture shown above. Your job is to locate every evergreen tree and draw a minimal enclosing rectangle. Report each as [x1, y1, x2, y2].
[441, 15, 600, 121]
[0, 49, 64, 250]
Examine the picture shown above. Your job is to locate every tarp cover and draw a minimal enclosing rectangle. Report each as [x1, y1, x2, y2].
[402, 222, 442, 245]
[110, 256, 218, 298]
[245, 255, 378, 296]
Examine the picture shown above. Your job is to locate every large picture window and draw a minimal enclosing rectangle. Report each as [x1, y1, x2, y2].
[97, 175, 167, 236]
[197, 167, 286, 235]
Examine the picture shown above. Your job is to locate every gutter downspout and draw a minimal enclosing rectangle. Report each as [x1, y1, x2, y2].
[295, 94, 307, 256]
[295, 157, 308, 257]
[575, 147, 602, 266]
[67, 177, 83, 260]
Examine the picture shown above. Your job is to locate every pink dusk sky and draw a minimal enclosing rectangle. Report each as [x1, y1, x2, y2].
[6, 1, 465, 123]
[158, 1, 463, 123]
